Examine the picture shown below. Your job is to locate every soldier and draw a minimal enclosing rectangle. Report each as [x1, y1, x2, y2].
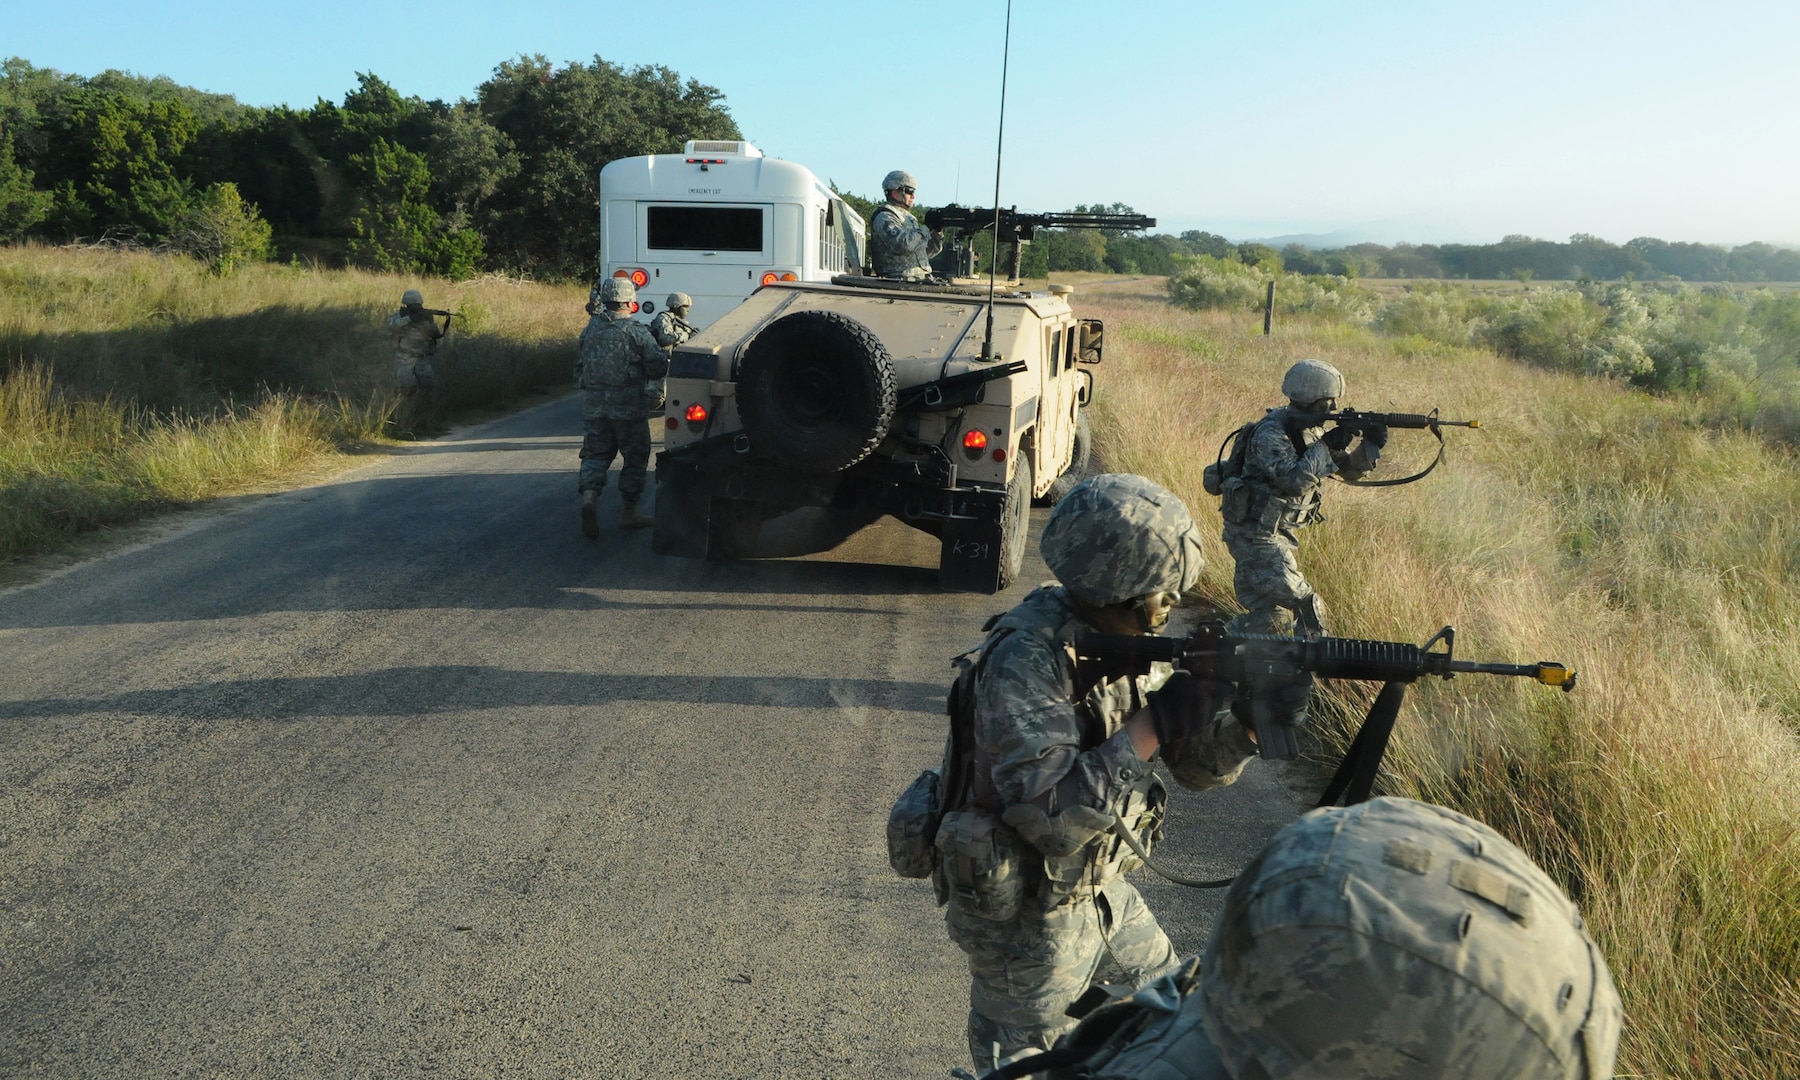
[941, 474, 1260, 1073]
[1010, 797, 1623, 1080]
[869, 169, 943, 281]
[1221, 359, 1386, 638]
[575, 277, 668, 538]
[386, 288, 450, 397]
[650, 292, 696, 353]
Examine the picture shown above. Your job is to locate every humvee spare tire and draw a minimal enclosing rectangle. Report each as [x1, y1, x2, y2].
[737, 311, 897, 473]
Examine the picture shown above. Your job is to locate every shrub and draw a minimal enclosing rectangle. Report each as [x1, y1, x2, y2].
[168, 182, 273, 275]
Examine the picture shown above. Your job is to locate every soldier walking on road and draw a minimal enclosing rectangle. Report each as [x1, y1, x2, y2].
[386, 288, 450, 398]
[869, 169, 943, 281]
[1220, 359, 1385, 639]
[576, 278, 668, 538]
[933, 474, 1260, 1073]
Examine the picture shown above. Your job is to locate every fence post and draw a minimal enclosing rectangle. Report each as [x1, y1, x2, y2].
[1264, 280, 1275, 335]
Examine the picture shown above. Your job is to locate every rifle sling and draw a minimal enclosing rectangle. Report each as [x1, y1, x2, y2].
[1335, 423, 1446, 488]
[1318, 680, 1409, 807]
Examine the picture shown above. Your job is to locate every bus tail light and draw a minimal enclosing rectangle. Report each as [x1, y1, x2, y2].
[614, 267, 649, 288]
[760, 272, 779, 286]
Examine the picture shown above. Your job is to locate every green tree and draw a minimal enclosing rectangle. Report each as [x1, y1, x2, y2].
[170, 181, 272, 274]
[475, 55, 741, 277]
[0, 118, 50, 238]
[41, 87, 199, 240]
[345, 136, 483, 277]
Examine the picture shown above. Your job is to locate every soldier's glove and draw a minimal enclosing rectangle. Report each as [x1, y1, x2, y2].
[1147, 670, 1226, 750]
[1362, 423, 1390, 449]
[1322, 425, 1357, 451]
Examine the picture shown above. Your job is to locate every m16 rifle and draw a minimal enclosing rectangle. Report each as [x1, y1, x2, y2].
[1071, 622, 1575, 805]
[1287, 406, 1482, 487]
[923, 205, 1157, 280]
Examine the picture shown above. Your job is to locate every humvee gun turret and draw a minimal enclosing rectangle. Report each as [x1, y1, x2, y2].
[651, 276, 1101, 592]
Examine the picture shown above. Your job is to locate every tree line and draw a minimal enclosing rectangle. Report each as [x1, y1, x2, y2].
[1270, 233, 1800, 283]
[0, 56, 741, 279]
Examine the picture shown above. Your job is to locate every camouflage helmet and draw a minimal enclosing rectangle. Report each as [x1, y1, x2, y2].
[667, 292, 692, 310]
[600, 276, 636, 304]
[1201, 797, 1622, 1079]
[401, 289, 424, 307]
[882, 169, 918, 194]
[1040, 474, 1204, 606]
[1280, 358, 1343, 405]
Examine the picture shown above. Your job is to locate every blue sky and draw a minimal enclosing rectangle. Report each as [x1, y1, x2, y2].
[7, 0, 1798, 245]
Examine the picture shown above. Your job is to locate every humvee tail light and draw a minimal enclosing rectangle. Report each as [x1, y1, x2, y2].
[962, 430, 988, 451]
[992, 448, 1007, 462]
[665, 417, 678, 429]
[760, 272, 780, 286]
[686, 404, 709, 423]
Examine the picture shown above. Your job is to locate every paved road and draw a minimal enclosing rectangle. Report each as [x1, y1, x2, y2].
[0, 396, 1308, 1079]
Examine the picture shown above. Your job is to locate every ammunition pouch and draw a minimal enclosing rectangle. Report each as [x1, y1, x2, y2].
[1219, 476, 1251, 524]
[886, 768, 943, 879]
[935, 809, 1026, 922]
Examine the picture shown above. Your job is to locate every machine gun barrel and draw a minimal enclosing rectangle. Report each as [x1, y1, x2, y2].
[923, 204, 1156, 240]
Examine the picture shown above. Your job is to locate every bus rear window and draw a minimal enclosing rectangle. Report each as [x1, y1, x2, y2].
[646, 206, 764, 252]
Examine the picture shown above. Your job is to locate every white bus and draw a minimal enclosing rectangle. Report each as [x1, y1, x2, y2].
[598, 140, 868, 330]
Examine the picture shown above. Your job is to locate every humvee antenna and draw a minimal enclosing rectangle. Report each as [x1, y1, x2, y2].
[980, 0, 1013, 360]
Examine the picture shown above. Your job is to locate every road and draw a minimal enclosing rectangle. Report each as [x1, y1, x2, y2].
[0, 396, 1308, 1079]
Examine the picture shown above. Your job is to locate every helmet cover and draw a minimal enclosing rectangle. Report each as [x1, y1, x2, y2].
[1040, 473, 1204, 606]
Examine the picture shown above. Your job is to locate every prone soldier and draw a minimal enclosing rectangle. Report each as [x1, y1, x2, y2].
[575, 278, 668, 538]
[993, 797, 1622, 1080]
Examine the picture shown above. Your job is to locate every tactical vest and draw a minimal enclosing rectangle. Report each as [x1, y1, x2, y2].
[932, 604, 1167, 918]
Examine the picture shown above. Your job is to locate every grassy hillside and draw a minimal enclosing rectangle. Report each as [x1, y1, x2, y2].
[1076, 278, 1800, 1077]
[1, 245, 586, 565]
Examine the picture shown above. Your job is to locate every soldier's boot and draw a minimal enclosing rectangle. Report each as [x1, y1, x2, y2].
[620, 499, 652, 530]
[580, 491, 600, 540]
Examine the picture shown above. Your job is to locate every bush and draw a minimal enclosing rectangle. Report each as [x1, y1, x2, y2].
[169, 182, 273, 275]
[1166, 254, 1268, 312]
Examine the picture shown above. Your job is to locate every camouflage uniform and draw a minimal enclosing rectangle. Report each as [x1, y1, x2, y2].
[650, 309, 695, 352]
[386, 309, 444, 393]
[575, 310, 668, 499]
[1220, 407, 1378, 636]
[949, 583, 1257, 1069]
[870, 202, 943, 281]
[1033, 798, 1622, 1079]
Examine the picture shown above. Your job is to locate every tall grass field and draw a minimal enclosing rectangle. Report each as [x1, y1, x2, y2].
[1075, 278, 1800, 1077]
[1, 245, 586, 565]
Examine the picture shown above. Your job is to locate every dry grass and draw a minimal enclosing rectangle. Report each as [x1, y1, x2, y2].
[1075, 278, 1800, 1077]
[1, 245, 588, 563]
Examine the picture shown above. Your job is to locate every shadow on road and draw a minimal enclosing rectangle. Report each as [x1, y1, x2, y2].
[0, 665, 946, 721]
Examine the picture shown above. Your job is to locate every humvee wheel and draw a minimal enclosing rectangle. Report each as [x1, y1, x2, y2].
[1040, 410, 1093, 506]
[737, 311, 897, 473]
[996, 455, 1033, 590]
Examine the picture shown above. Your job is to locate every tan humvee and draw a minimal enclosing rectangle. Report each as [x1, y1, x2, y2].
[651, 275, 1101, 592]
